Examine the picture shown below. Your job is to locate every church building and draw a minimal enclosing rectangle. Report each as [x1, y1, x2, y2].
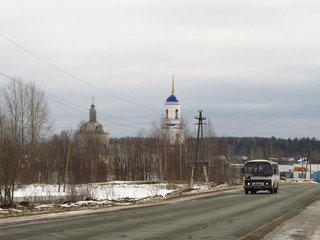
[163, 77, 184, 144]
[77, 102, 109, 153]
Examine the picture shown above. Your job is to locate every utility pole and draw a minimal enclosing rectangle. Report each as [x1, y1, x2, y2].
[190, 110, 209, 188]
[63, 141, 71, 192]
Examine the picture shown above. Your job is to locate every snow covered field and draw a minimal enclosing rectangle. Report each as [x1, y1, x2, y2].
[13, 181, 178, 202]
[1, 181, 225, 216]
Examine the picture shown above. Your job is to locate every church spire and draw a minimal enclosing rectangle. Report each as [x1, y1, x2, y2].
[89, 99, 96, 122]
[171, 75, 175, 96]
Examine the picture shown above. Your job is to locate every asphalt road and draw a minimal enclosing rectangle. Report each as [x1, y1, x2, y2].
[0, 183, 319, 240]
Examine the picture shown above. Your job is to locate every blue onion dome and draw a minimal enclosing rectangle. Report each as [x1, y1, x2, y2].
[166, 95, 179, 102]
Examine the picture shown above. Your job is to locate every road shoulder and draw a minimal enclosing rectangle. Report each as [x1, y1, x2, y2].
[262, 200, 320, 240]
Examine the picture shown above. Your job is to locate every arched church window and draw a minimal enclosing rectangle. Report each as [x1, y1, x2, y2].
[166, 109, 169, 119]
[175, 109, 179, 118]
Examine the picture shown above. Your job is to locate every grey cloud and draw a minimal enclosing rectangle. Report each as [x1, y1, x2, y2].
[1, 0, 320, 138]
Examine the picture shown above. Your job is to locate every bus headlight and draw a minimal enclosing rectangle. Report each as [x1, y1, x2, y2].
[265, 180, 272, 186]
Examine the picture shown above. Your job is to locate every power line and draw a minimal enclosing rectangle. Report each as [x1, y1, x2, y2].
[0, 72, 159, 130]
[0, 33, 160, 112]
[44, 90, 145, 124]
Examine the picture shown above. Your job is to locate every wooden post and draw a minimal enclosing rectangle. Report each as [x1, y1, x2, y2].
[63, 141, 71, 192]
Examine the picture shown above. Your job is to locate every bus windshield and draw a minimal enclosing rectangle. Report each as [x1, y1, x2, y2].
[244, 162, 273, 177]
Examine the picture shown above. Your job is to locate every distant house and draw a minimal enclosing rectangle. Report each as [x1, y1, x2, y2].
[279, 162, 320, 181]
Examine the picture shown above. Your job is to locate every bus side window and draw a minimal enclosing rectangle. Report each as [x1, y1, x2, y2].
[272, 165, 278, 174]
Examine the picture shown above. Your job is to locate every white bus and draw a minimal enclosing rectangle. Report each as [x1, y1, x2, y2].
[242, 159, 280, 194]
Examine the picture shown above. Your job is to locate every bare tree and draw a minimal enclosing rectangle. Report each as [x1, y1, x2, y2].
[0, 79, 53, 203]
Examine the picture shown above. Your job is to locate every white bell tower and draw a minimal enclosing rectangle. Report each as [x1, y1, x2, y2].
[163, 76, 184, 144]
[164, 76, 181, 127]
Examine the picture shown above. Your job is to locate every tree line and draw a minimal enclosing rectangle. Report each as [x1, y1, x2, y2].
[1, 79, 319, 205]
[219, 136, 320, 164]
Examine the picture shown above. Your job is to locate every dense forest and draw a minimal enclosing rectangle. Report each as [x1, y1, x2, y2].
[214, 136, 320, 163]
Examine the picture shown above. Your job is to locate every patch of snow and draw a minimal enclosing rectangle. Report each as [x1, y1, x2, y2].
[13, 182, 175, 201]
[0, 182, 237, 219]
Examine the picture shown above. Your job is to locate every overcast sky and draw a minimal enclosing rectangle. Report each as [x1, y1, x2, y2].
[1, 0, 320, 139]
